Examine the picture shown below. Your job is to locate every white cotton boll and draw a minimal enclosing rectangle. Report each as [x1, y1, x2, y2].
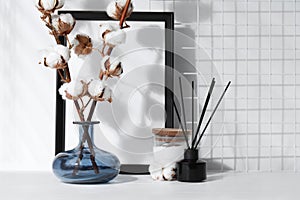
[102, 87, 112, 100]
[88, 80, 105, 97]
[35, 0, 40, 8]
[51, 13, 75, 35]
[36, 0, 64, 10]
[69, 81, 84, 97]
[51, 14, 60, 30]
[58, 81, 84, 100]
[99, 24, 113, 40]
[40, 0, 56, 10]
[151, 170, 164, 181]
[116, 0, 128, 7]
[63, 80, 84, 98]
[58, 83, 68, 100]
[99, 23, 120, 40]
[54, 45, 70, 62]
[149, 163, 164, 181]
[106, 0, 133, 20]
[59, 13, 75, 25]
[105, 29, 126, 46]
[106, 2, 117, 19]
[162, 165, 176, 181]
[41, 45, 69, 68]
[56, 0, 65, 9]
[45, 52, 61, 68]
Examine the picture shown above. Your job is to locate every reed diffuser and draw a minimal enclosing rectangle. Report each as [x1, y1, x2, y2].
[173, 77, 231, 182]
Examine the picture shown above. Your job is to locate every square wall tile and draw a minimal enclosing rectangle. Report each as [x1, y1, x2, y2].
[248, 158, 259, 171]
[260, 158, 271, 171]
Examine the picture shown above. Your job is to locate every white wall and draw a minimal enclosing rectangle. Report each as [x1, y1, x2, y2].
[0, 0, 150, 171]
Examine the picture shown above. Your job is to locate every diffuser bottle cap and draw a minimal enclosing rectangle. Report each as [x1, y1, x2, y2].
[184, 149, 199, 160]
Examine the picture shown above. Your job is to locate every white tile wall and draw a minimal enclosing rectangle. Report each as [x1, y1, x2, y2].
[148, 0, 300, 172]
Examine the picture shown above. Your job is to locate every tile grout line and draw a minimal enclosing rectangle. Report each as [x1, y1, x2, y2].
[209, 0, 215, 168]
[294, 0, 297, 173]
[269, 0, 273, 172]
[281, 1, 285, 171]
[234, 0, 238, 172]
[246, 0, 249, 172]
[222, 0, 225, 172]
[258, 1, 262, 171]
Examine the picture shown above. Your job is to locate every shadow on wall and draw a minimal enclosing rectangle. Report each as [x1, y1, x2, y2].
[172, 0, 212, 131]
[204, 159, 232, 172]
[172, 1, 211, 23]
[173, 1, 234, 173]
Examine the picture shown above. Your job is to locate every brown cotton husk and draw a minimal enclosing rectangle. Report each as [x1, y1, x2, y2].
[106, 62, 123, 78]
[99, 56, 111, 80]
[99, 70, 105, 80]
[89, 87, 112, 103]
[111, 62, 123, 76]
[104, 57, 111, 70]
[99, 57, 123, 80]
[101, 29, 112, 40]
[74, 34, 93, 56]
[57, 19, 75, 35]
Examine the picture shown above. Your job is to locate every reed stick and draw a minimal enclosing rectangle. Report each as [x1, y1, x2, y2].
[179, 77, 187, 132]
[194, 81, 231, 148]
[192, 78, 215, 148]
[192, 81, 194, 147]
[172, 98, 190, 149]
[119, 0, 131, 29]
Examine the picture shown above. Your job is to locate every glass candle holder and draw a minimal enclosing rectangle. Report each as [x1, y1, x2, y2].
[149, 128, 190, 181]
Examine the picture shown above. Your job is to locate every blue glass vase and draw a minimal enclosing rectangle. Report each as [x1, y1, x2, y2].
[52, 121, 120, 184]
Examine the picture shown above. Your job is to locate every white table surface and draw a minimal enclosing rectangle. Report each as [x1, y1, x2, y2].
[0, 171, 299, 200]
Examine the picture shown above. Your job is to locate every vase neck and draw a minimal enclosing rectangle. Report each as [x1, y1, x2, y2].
[75, 121, 99, 147]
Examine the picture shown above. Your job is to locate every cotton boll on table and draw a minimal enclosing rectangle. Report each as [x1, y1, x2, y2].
[149, 146, 184, 181]
[149, 161, 176, 181]
[162, 164, 176, 181]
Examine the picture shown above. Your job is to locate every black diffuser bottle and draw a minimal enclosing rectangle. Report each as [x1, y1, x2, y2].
[177, 149, 206, 182]
[173, 78, 231, 183]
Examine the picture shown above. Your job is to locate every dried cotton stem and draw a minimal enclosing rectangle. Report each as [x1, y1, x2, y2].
[41, 13, 72, 83]
[119, 0, 132, 29]
[73, 99, 99, 175]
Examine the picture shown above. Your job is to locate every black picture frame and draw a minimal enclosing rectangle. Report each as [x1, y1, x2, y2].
[55, 11, 174, 174]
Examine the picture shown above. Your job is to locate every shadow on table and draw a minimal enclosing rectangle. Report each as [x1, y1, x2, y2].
[204, 159, 232, 182]
[108, 175, 138, 185]
[67, 175, 138, 185]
